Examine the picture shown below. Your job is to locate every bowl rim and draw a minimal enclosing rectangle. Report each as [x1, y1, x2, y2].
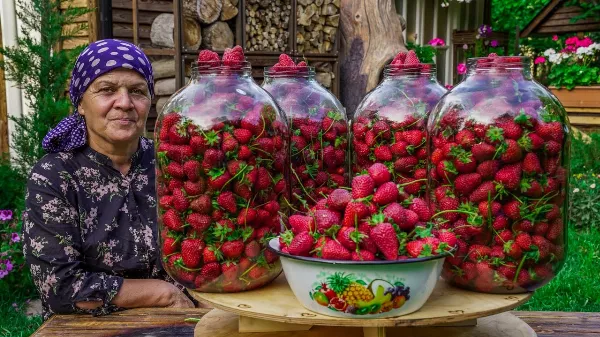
[267, 237, 454, 265]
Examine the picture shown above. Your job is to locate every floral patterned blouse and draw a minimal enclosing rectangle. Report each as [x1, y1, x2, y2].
[22, 137, 167, 320]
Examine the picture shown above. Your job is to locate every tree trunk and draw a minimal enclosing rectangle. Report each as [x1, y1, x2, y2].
[339, 0, 406, 115]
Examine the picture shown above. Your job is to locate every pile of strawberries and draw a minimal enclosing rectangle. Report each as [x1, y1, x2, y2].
[352, 50, 447, 199]
[156, 47, 287, 292]
[280, 162, 456, 261]
[430, 55, 567, 292]
[263, 54, 349, 211]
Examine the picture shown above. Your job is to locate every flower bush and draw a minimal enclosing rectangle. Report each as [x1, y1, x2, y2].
[0, 209, 32, 290]
[541, 35, 600, 89]
[570, 172, 600, 231]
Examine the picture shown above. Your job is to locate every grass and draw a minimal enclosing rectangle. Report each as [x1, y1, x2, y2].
[517, 227, 600, 312]
[0, 284, 42, 337]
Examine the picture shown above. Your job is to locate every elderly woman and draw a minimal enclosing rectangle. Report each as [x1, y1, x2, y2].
[22, 39, 194, 320]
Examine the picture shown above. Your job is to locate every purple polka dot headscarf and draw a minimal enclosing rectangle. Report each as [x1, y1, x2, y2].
[42, 39, 154, 153]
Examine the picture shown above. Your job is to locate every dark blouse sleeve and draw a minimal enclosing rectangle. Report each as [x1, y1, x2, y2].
[22, 157, 125, 316]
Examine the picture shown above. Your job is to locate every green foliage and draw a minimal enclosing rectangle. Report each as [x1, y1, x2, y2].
[565, 0, 600, 24]
[547, 63, 600, 90]
[0, 160, 26, 212]
[0, 283, 43, 337]
[570, 133, 600, 174]
[0, 213, 33, 292]
[406, 42, 437, 63]
[0, 0, 92, 177]
[491, 0, 551, 33]
[569, 172, 600, 231]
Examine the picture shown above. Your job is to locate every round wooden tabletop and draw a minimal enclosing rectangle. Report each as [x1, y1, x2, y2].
[189, 274, 532, 328]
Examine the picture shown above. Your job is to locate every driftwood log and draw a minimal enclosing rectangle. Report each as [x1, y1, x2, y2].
[202, 21, 234, 51]
[150, 14, 202, 50]
[339, 0, 406, 114]
[152, 59, 176, 80]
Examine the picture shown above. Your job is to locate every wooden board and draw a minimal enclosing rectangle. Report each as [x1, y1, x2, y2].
[189, 275, 531, 328]
[194, 310, 536, 337]
[29, 310, 600, 337]
[112, 0, 174, 13]
[0, 21, 8, 155]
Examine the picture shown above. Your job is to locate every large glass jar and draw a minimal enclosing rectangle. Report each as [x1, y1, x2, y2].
[428, 56, 570, 293]
[351, 64, 447, 199]
[262, 66, 348, 211]
[155, 61, 288, 292]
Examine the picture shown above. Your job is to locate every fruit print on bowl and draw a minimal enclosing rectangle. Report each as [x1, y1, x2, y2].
[268, 238, 446, 319]
[310, 272, 411, 315]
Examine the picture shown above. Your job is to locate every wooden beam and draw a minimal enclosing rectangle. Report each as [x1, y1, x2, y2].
[133, 0, 139, 45]
[174, 0, 183, 89]
[537, 23, 600, 34]
[519, 0, 561, 38]
[88, 0, 99, 42]
[112, 0, 174, 13]
[112, 8, 159, 25]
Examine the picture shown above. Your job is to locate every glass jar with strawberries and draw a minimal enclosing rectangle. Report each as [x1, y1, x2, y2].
[351, 50, 447, 199]
[428, 54, 570, 293]
[262, 54, 348, 212]
[155, 47, 288, 292]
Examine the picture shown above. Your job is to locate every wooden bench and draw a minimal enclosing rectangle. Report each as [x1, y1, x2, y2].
[30, 309, 600, 337]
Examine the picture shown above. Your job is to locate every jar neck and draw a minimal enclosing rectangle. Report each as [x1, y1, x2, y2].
[191, 62, 252, 79]
[466, 56, 532, 79]
[264, 66, 316, 80]
[383, 64, 437, 80]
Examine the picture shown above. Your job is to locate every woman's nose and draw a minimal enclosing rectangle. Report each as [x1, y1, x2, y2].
[114, 88, 135, 110]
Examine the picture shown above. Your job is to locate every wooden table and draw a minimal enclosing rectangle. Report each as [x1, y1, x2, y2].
[30, 309, 600, 337]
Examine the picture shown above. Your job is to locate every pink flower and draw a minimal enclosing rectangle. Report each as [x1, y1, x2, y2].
[445, 84, 454, 90]
[0, 210, 12, 221]
[565, 36, 579, 45]
[490, 40, 499, 47]
[429, 38, 446, 46]
[457, 63, 467, 75]
[552, 35, 559, 41]
[11, 233, 20, 243]
[577, 37, 593, 48]
[534, 56, 546, 64]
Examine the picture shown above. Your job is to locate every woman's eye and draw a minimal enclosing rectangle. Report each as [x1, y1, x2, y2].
[100, 87, 115, 93]
[131, 89, 144, 95]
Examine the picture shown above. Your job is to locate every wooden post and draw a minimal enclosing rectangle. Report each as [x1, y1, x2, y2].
[0, 22, 9, 156]
[339, 0, 407, 115]
[174, 0, 184, 89]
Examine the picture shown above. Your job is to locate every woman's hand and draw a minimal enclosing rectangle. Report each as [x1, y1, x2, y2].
[110, 279, 194, 309]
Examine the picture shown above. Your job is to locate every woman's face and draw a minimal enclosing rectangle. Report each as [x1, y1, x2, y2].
[79, 68, 151, 147]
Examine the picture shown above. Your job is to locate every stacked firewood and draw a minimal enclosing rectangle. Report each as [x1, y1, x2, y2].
[296, 0, 339, 54]
[245, 0, 291, 52]
[150, 0, 238, 52]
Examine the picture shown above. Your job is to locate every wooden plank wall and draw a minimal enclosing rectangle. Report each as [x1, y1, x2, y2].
[60, 0, 98, 50]
[0, 21, 8, 155]
[536, 6, 600, 34]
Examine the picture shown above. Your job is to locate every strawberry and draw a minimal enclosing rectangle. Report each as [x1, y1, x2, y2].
[199, 262, 221, 282]
[404, 50, 420, 65]
[370, 223, 399, 260]
[327, 189, 352, 211]
[403, 130, 424, 147]
[314, 209, 341, 232]
[163, 209, 184, 232]
[181, 238, 204, 268]
[522, 153, 543, 174]
[221, 240, 244, 259]
[162, 237, 180, 255]
[352, 250, 376, 261]
[172, 188, 190, 212]
[186, 213, 212, 231]
[237, 208, 257, 226]
[454, 173, 482, 196]
[406, 240, 426, 258]
[535, 121, 563, 142]
[203, 245, 222, 264]
[183, 160, 202, 182]
[472, 142, 496, 162]
[494, 229, 513, 245]
[336, 227, 365, 251]
[288, 231, 314, 256]
[248, 266, 268, 280]
[436, 230, 458, 248]
[438, 196, 460, 221]
[289, 215, 315, 234]
[494, 163, 522, 190]
[373, 181, 399, 205]
[517, 270, 533, 288]
[456, 129, 476, 149]
[498, 120, 523, 140]
[233, 128, 253, 144]
[547, 220, 563, 241]
[478, 200, 501, 217]
[532, 235, 552, 259]
[503, 199, 522, 220]
[322, 240, 352, 260]
[159, 195, 174, 210]
[476, 160, 500, 180]
[190, 195, 212, 214]
[374, 145, 393, 161]
[368, 163, 391, 186]
[394, 156, 419, 173]
[351, 175, 375, 199]
[221, 261, 240, 281]
[545, 140, 561, 155]
[217, 192, 237, 213]
[343, 201, 370, 227]
[166, 162, 185, 179]
[467, 244, 491, 262]
[500, 139, 523, 163]
[409, 198, 432, 222]
[391, 51, 407, 65]
[515, 233, 532, 250]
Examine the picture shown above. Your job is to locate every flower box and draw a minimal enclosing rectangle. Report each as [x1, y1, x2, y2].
[550, 86, 600, 129]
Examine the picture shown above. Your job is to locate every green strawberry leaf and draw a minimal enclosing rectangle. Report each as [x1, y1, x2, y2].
[514, 109, 533, 127]
[486, 126, 505, 143]
[208, 167, 226, 179]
